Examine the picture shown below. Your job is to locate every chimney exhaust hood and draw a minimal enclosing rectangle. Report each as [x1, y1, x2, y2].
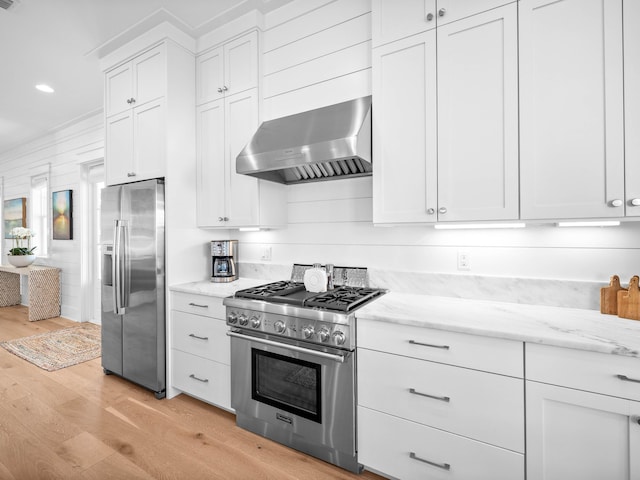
[236, 96, 372, 184]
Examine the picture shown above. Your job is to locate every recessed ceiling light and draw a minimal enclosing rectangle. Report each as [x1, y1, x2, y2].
[35, 84, 54, 93]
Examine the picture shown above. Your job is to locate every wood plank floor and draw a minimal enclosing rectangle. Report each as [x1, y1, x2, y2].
[0, 306, 386, 480]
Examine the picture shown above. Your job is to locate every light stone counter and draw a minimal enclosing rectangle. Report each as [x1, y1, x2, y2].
[356, 292, 640, 358]
[170, 278, 266, 299]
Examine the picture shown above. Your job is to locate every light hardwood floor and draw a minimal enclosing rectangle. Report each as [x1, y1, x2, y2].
[0, 306, 386, 480]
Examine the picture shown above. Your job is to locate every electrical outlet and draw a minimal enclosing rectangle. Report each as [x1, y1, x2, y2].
[261, 246, 272, 261]
[457, 251, 470, 271]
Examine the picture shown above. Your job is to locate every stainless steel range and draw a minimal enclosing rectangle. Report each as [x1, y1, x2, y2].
[223, 266, 385, 473]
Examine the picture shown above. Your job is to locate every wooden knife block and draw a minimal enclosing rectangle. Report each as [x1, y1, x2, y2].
[617, 276, 640, 321]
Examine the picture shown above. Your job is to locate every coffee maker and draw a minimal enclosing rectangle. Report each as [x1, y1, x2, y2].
[211, 240, 238, 282]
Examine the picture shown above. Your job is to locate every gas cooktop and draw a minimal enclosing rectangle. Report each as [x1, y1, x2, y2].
[234, 280, 385, 313]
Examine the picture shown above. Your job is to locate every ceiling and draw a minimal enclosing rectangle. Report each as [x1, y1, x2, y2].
[0, 0, 293, 156]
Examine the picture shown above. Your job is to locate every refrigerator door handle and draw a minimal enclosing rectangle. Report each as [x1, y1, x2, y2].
[113, 220, 126, 315]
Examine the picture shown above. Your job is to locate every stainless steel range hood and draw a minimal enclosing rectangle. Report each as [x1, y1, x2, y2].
[236, 96, 372, 184]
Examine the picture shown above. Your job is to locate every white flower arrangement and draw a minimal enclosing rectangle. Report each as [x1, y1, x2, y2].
[9, 227, 36, 256]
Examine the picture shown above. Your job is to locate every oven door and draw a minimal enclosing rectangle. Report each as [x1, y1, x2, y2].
[228, 328, 357, 467]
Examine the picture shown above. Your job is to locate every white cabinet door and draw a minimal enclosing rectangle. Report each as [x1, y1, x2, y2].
[196, 31, 258, 105]
[196, 100, 226, 227]
[519, 0, 625, 220]
[224, 31, 259, 97]
[132, 46, 165, 108]
[105, 63, 132, 117]
[526, 381, 640, 480]
[371, 0, 436, 47]
[437, 4, 518, 221]
[225, 90, 260, 227]
[105, 110, 134, 185]
[196, 47, 224, 105]
[372, 31, 437, 224]
[133, 98, 165, 182]
[624, 0, 640, 216]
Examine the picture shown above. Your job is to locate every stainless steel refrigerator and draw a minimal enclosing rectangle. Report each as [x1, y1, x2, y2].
[100, 178, 165, 399]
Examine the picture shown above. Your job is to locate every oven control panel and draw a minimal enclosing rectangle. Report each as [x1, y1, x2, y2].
[226, 307, 352, 348]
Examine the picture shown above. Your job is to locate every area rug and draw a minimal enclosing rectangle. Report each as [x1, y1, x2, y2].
[0, 323, 101, 371]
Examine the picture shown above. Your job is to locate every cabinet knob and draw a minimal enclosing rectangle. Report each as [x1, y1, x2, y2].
[630, 198, 640, 206]
[217, 87, 223, 93]
[609, 199, 623, 207]
[126, 97, 136, 105]
[438, 8, 446, 17]
[224, 216, 229, 221]
[426, 12, 434, 21]
[222, 86, 228, 92]
[427, 208, 435, 215]
[218, 217, 224, 222]
[126, 98, 132, 104]
[438, 207, 447, 214]
[127, 172, 136, 177]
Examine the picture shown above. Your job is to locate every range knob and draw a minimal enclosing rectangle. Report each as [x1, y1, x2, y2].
[227, 312, 238, 324]
[332, 331, 346, 346]
[238, 314, 248, 326]
[274, 321, 286, 334]
[318, 328, 330, 343]
[250, 315, 261, 329]
[302, 326, 315, 339]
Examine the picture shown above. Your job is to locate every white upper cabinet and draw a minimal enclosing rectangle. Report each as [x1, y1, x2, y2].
[105, 46, 165, 117]
[436, 4, 519, 222]
[372, 0, 515, 47]
[519, 0, 625, 220]
[372, 2, 518, 224]
[372, 31, 438, 224]
[371, 0, 436, 47]
[624, 0, 640, 216]
[196, 31, 259, 105]
[104, 45, 167, 185]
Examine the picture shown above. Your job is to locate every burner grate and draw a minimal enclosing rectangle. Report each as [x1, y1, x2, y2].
[304, 287, 384, 312]
[236, 281, 305, 299]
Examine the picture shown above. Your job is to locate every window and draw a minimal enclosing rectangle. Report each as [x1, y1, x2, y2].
[30, 172, 49, 257]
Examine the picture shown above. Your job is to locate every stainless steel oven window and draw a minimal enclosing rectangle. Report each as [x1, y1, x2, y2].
[251, 348, 322, 423]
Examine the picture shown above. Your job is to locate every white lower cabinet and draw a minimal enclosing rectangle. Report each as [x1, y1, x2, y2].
[169, 293, 232, 411]
[525, 344, 640, 480]
[357, 319, 525, 479]
[359, 407, 524, 480]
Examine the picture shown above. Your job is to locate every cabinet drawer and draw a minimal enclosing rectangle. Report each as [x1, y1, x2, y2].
[172, 292, 225, 319]
[171, 310, 229, 364]
[358, 348, 524, 452]
[171, 349, 231, 411]
[358, 407, 524, 480]
[357, 319, 523, 377]
[526, 343, 640, 402]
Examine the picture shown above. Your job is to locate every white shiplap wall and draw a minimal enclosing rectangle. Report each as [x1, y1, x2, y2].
[237, 0, 640, 288]
[0, 114, 104, 320]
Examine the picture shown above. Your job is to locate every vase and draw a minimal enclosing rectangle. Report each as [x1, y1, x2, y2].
[7, 254, 36, 268]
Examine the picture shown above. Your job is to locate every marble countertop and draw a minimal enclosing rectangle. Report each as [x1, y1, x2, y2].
[356, 292, 640, 358]
[170, 278, 266, 299]
[170, 279, 640, 358]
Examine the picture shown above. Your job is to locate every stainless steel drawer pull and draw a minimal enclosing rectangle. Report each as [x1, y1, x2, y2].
[617, 374, 640, 384]
[409, 339, 450, 350]
[188, 333, 209, 341]
[188, 302, 208, 308]
[409, 388, 450, 403]
[409, 452, 451, 471]
[189, 374, 209, 383]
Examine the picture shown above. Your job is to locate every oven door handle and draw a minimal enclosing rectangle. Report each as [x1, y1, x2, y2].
[226, 331, 347, 363]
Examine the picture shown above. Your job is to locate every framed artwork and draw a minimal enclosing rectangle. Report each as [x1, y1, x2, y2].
[52, 190, 73, 240]
[3, 198, 26, 238]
